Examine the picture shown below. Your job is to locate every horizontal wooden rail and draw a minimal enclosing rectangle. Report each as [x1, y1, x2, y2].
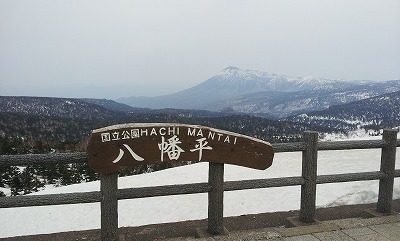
[223, 176, 304, 191]
[0, 191, 101, 208]
[1, 138, 397, 166]
[272, 142, 305, 152]
[0, 153, 87, 167]
[3, 168, 399, 209]
[316, 171, 385, 184]
[272, 139, 390, 153]
[318, 140, 386, 150]
[1, 140, 398, 166]
[117, 183, 210, 200]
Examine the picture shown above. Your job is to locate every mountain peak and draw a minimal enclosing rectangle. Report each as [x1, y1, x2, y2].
[216, 66, 274, 81]
[223, 66, 240, 71]
[220, 66, 246, 77]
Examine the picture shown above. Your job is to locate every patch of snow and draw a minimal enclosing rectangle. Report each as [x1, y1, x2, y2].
[304, 115, 377, 127]
[0, 187, 11, 196]
[321, 128, 399, 142]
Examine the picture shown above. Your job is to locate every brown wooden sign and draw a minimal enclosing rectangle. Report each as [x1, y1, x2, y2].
[87, 123, 274, 174]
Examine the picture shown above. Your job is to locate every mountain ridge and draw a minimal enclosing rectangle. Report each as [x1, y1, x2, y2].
[0, 96, 121, 120]
[209, 79, 400, 118]
[117, 67, 398, 118]
[1, 92, 399, 143]
[0, 95, 321, 143]
[117, 67, 352, 110]
[286, 90, 400, 131]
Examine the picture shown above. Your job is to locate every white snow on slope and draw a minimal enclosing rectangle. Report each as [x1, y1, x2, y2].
[0, 135, 399, 238]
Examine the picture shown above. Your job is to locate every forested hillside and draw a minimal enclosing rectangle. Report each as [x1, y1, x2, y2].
[3, 92, 400, 196]
[287, 91, 400, 131]
[1, 96, 340, 196]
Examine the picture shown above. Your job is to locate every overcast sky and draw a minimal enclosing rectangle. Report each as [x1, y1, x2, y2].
[1, 0, 399, 99]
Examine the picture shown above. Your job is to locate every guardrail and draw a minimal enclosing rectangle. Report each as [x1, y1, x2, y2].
[0, 129, 399, 241]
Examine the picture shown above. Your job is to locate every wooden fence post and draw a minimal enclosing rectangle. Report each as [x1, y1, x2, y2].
[299, 131, 318, 223]
[377, 129, 397, 213]
[101, 173, 119, 241]
[208, 162, 224, 234]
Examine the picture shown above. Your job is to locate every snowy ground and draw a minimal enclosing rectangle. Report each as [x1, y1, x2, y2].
[0, 133, 399, 238]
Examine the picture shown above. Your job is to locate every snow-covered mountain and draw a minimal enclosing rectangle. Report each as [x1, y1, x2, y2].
[286, 90, 400, 131]
[118, 67, 400, 118]
[204, 66, 340, 93]
[210, 80, 400, 118]
[117, 67, 349, 110]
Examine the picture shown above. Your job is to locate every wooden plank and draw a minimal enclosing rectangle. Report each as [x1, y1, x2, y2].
[0, 139, 393, 167]
[207, 162, 224, 235]
[273, 139, 385, 153]
[1, 169, 395, 209]
[318, 140, 385, 150]
[316, 171, 384, 184]
[117, 183, 209, 200]
[87, 123, 274, 174]
[224, 176, 304, 191]
[377, 129, 397, 213]
[272, 142, 305, 152]
[0, 191, 101, 208]
[2, 170, 393, 209]
[101, 173, 119, 241]
[0, 153, 87, 167]
[299, 131, 318, 223]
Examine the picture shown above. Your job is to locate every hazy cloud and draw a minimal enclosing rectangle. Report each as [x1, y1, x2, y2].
[1, 0, 399, 99]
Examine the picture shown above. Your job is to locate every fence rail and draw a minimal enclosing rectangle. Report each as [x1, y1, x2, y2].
[0, 129, 399, 241]
[0, 139, 392, 167]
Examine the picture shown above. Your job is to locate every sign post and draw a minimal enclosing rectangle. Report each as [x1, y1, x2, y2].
[87, 123, 274, 174]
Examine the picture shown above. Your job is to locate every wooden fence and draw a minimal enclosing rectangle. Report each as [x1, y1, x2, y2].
[0, 129, 399, 241]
